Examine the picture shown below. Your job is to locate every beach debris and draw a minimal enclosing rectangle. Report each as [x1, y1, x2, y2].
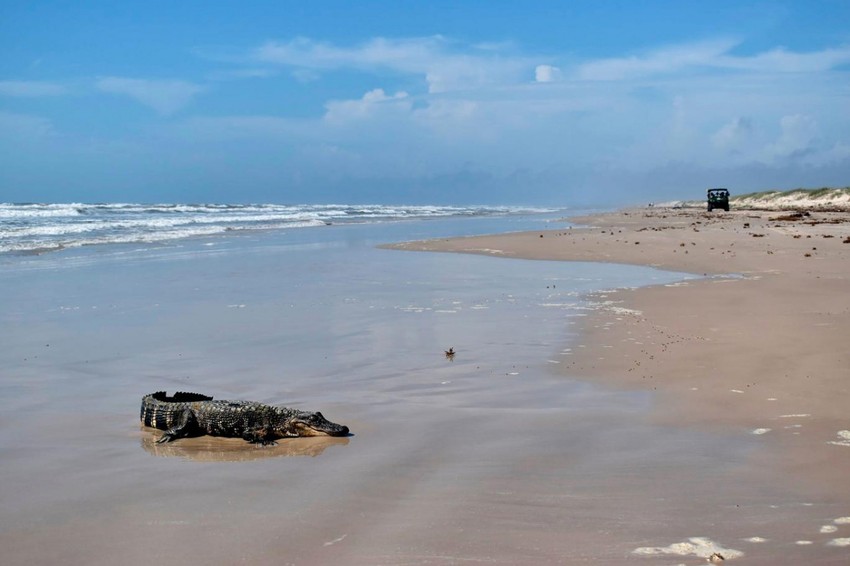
[771, 211, 809, 221]
[444, 347, 456, 361]
[633, 537, 742, 561]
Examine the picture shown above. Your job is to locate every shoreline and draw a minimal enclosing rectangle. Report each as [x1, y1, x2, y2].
[388, 206, 850, 500]
[3, 209, 849, 565]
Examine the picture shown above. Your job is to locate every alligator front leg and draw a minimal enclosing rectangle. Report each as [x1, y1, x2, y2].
[156, 409, 200, 443]
[242, 426, 277, 446]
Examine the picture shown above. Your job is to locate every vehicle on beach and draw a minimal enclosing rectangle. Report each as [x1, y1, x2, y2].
[707, 188, 730, 211]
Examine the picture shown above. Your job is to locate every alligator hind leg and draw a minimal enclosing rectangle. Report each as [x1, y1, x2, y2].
[156, 409, 200, 443]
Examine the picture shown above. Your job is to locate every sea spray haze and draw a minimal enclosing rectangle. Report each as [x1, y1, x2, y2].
[0, 203, 554, 255]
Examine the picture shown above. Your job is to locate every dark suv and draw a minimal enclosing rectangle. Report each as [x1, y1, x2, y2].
[707, 188, 730, 211]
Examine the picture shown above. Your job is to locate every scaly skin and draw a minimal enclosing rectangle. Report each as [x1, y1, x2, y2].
[141, 391, 349, 444]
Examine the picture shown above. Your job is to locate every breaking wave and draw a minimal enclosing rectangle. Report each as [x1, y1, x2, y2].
[0, 202, 553, 254]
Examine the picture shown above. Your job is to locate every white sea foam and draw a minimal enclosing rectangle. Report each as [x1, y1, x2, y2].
[0, 202, 554, 254]
[828, 430, 850, 447]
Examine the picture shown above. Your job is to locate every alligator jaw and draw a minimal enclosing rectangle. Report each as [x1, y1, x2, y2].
[293, 421, 350, 437]
[290, 412, 350, 437]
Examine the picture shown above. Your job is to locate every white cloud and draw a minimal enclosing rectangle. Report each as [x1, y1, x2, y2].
[764, 114, 819, 160]
[576, 39, 737, 80]
[534, 65, 562, 83]
[712, 117, 754, 151]
[576, 40, 850, 81]
[9, 34, 849, 202]
[0, 80, 67, 97]
[719, 46, 850, 73]
[95, 77, 205, 115]
[323, 89, 411, 123]
[254, 36, 532, 93]
[816, 142, 850, 165]
[255, 36, 443, 71]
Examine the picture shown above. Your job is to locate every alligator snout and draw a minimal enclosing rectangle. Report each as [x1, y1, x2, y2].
[294, 411, 350, 437]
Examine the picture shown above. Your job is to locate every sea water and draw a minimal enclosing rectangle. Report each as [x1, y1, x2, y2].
[0, 202, 556, 255]
[0, 210, 694, 408]
[1, 210, 770, 565]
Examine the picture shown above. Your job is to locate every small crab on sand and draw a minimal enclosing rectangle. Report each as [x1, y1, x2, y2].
[444, 347, 456, 361]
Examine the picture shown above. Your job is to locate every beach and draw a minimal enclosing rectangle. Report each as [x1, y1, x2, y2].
[391, 206, 850, 563]
[1, 209, 849, 565]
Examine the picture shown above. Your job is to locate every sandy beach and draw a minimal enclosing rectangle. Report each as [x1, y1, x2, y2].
[2, 210, 849, 565]
[391, 206, 850, 562]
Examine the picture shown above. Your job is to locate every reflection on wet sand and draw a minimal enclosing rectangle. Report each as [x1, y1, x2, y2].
[140, 427, 350, 461]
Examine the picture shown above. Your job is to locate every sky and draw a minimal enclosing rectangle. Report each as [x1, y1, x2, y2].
[1, 1, 849, 206]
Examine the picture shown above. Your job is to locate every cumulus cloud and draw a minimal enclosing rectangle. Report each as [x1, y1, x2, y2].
[0, 80, 67, 97]
[712, 117, 754, 151]
[95, 77, 205, 115]
[764, 114, 819, 160]
[10, 34, 850, 203]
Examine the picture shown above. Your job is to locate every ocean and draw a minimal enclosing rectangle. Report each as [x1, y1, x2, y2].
[0, 205, 720, 564]
[0, 202, 555, 255]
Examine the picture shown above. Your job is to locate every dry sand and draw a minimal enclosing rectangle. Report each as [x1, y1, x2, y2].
[391, 206, 850, 562]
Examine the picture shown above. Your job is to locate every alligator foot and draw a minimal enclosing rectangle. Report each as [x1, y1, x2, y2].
[155, 409, 199, 443]
[156, 432, 178, 444]
[242, 427, 277, 446]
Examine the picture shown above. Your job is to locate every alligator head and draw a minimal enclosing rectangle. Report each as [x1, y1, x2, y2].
[280, 410, 349, 437]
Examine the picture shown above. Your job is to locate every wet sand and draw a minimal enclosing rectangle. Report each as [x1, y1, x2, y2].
[2, 213, 849, 565]
[391, 206, 850, 562]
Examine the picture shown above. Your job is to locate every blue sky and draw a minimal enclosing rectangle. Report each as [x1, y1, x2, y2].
[1, 1, 849, 205]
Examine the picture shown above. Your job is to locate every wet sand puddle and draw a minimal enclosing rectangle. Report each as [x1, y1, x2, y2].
[139, 430, 351, 461]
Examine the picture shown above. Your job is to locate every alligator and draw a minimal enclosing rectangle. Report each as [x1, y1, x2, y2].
[141, 391, 349, 444]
